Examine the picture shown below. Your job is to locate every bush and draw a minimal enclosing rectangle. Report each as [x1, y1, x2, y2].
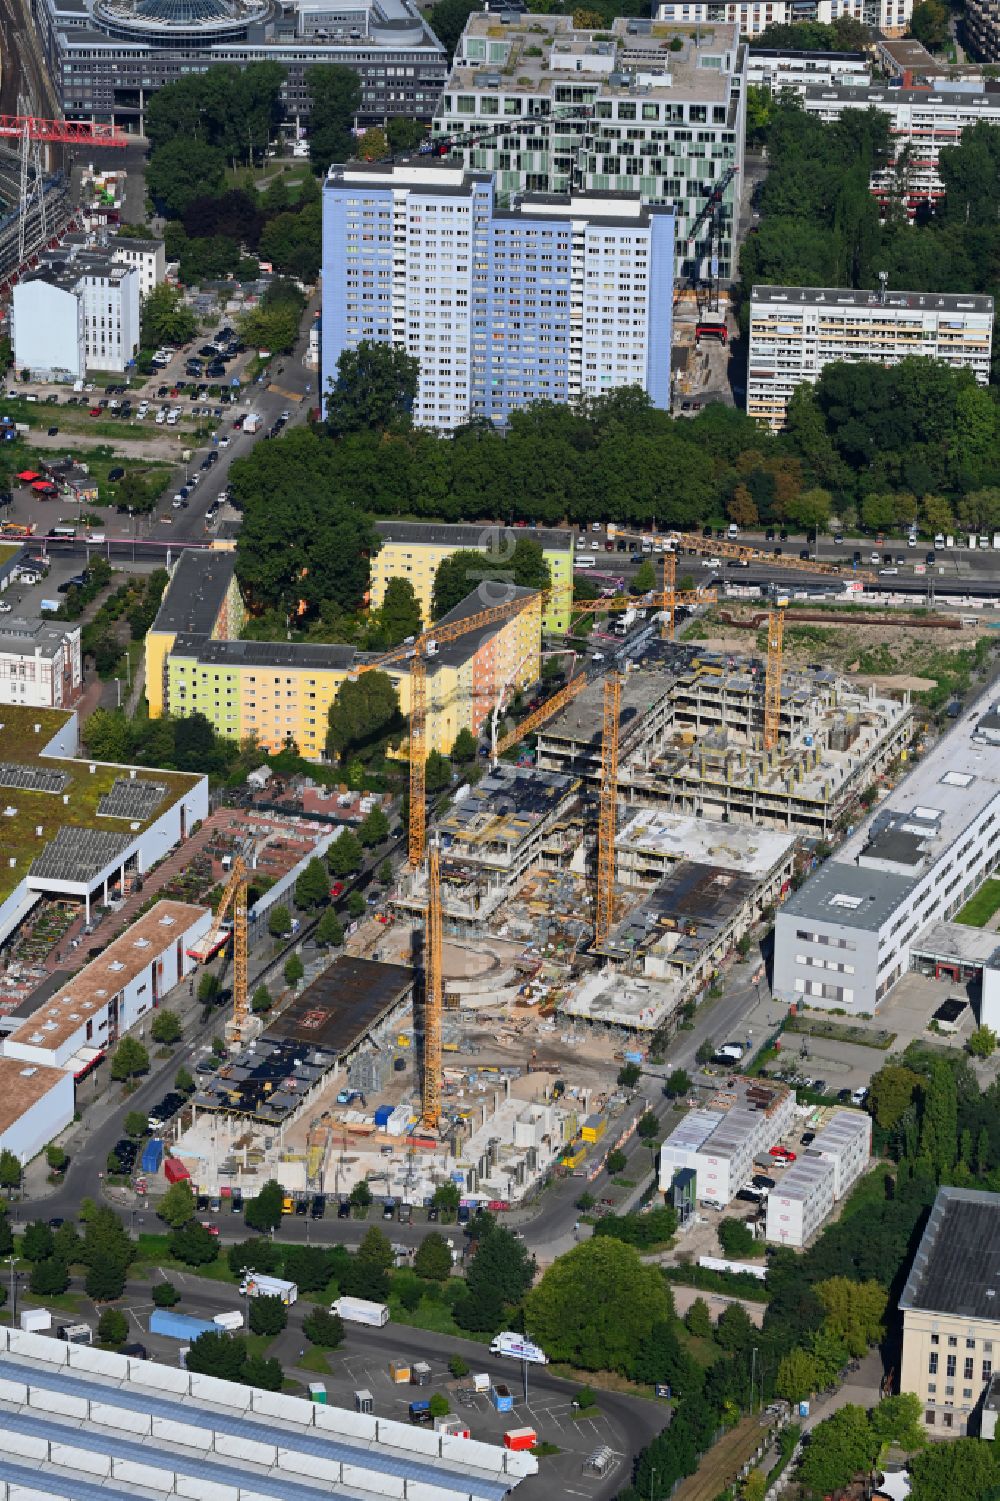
[302, 1306, 345, 1348]
[30, 1257, 70, 1296]
[151, 1281, 180, 1307]
[98, 1307, 129, 1346]
[248, 1293, 288, 1336]
[448, 1355, 469, 1378]
[429, 1393, 450, 1418]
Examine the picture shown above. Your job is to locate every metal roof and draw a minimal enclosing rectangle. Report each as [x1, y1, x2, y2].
[899, 1186, 1000, 1320]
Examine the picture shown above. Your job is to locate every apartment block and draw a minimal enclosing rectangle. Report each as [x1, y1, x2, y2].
[432, 14, 743, 284]
[746, 47, 871, 94]
[748, 284, 994, 430]
[370, 520, 574, 634]
[774, 689, 1000, 1014]
[965, 0, 1000, 61]
[657, 0, 909, 38]
[322, 159, 674, 431]
[899, 1187, 1000, 1433]
[658, 1077, 796, 1209]
[0, 617, 82, 709]
[765, 1107, 871, 1247]
[145, 550, 246, 719]
[803, 84, 1000, 218]
[11, 245, 139, 380]
[64, 232, 165, 295]
[163, 585, 543, 762]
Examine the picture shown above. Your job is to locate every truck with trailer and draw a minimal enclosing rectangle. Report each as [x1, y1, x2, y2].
[332, 1296, 389, 1327]
[490, 1332, 548, 1364]
[238, 1273, 298, 1305]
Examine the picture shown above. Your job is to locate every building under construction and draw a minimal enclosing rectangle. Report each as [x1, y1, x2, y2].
[536, 647, 913, 838]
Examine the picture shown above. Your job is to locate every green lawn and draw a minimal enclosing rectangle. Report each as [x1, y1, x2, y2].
[956, 878, 1000, 928]
[134, 1232, 240, 1284]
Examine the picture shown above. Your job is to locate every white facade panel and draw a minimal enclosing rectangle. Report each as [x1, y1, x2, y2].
[11, 280, 84, 381]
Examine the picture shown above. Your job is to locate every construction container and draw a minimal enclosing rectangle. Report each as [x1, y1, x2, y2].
[308, 1383, 327, 1405]
[580, 1114, 606, 1144]
[389, 1360, 411, 1384]
[435, 1416, 471, 1437]
[409, 1400, 432, 1426]
[355, 1390, 374, 1414]
[410, 1361, 432, 1386]
[490, 1383, 514, 1413]
[374, 1105, 394, 1129]
[504, 1427, 537, 1452]
[163, 1157, 190, 1184]
[562, 1144, 586, 1169]
[20, 1308, 51, 1333]
[141, 1139, 164, 1174]
[472, 1373, 490, 1394]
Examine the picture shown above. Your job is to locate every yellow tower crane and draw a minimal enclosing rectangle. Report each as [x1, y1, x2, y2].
[595, 671, 621, 950]
[422, 836, 444, 1130]
[763, 604, 785, 752]
[203, 855, 249, 1048]
[572, 553, 717, 639]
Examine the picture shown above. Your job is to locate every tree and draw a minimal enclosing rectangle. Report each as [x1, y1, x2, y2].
[244, 1178, 285, 1234]
[428, 1393, 450, 1419]
[358, 1225, 395, 1272]
[431, 539, 550, 618]
[776, 1346, 819, 1403]
[716, 1302, 756, 1354]
[525, 1238, 671, 1371]
[152, 1281, 180, 1307]
[815, 1276, 887, 1355]
[86, 1259, 127, 1302]
[151, 1010, 182, 1046]
[243, 1354, 284, 1391]
[908, 0, 949, 49]
[695, 1039, 715, 1066]
[169, 1219, 220, 1267]
[605, 1149, 627, 1175]
[465, 1224, 535, 1309]
[284, 953, 305, 988]
[378, 858, 393, 886]
[175, 1066, 195, 1095]
[327, 673, 404, 763]
[347, 891, 366, 920]
[969, 1025, 998, 1059]
[377, 576, 422, 647]
[328, 828, 363, 878]
[308, 65, 361, 173]
[664, 1069, 691, 1098]
[315, 911, 344, 949]
[46, 1143, 67, 1174]
[83, 708, 132, 762]
[743, 1471, 767, 1501]
[618, 1062, 641, 1088]
[248, 1293, 288, 1336]
[684, 1297, 713, 1339]
[359, 805, 389, 847]
[798, 1404, 880, 1495]
[228, 1236, 282, 1278]
[111, 1036, 150, 1083]
[452, 728, 477, 764]
[919, 1057, 958, 1174]
[251, 984, 274, 1015]
[124, 1111, 149, 1140]
[98, 1307, 129, 1346]
[185, 1330, 249, 1383]
[326, 340, 419, 437]
[718, 1218, 758, 1259]
[303, 1306, 345, 1347]
[424, 750, 452, 795]
[631, 558, 656, 594]
[349, 1180, 372, 1210]
[158, 1180, 197, 1229]
[295, 856, 329, 911]
[637, 1111, 659, 1140]
[268, 904, 292, 941]
[387, 117, 426, 153]
[198, 972, 221, 1006]
[30, 1256, 70, 1295]
[147, 138, 226, 218]
[141, 283, 196, 347]
[22, 1221, 54, 1262]
[414, 1231, 453, 1281]
[868, 1064, 921, 1129]
[429, 0, 483, 58]
[432, 1181, 460, 1218]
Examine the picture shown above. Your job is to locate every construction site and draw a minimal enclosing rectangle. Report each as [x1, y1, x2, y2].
[137, 535, 921, 1207]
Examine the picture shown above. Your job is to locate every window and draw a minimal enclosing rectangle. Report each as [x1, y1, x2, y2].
[928, 1353, 938, 1375]
[943, 1413, 953, 1429]
[947, 1355, 956, 1377]
[925, 1411, 935, 1424]
[965, 1358, 974, 1380]
[948, 1337, 958, 1348]
[931, 1334, 940, 1345]
[967, 1339, 977, 1350]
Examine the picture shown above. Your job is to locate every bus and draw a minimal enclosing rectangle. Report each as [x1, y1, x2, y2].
[50, 525, 77, 540]
[574, 557, 596, 570]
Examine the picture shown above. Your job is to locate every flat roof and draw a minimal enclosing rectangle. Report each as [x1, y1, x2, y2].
[0, 617, 78, 659]
[749, 46, 866, 60]
[266, 955, 413, 1056]
[752, 284, 994, 315]
[5, 901, 207, 1053]
[0, 1057, 68, 1135]
[616, 808, 794, 876]
[780, 858, 915, 933]
[151, 550, 237, 637]
[171, 634, 359, 672]
[911, 919, 1000, 967]
[439, 764, 579, 855]
[805, 81, 999, 106]
[899, 1186, 1000, 1320]
[769, 1151, 833, 1200]
[374, 519, 573, 554]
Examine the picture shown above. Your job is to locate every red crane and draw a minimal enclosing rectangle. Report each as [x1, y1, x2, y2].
[0, 115, 129, 147]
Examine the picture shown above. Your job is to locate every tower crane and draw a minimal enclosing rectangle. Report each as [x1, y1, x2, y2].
[573, 552, 717, 640]
[0, 108, 128, 269]
[594, 671, 621, 950]
[191, 855, 253, 1049]
[493, 671, 588, 763]
[600, 528, 876, 584]
[763, 604, 785, 752]
[422, 837, 444, 1130]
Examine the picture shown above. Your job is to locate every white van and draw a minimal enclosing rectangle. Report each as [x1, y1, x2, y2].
[155, 409, 166, 425]
[166, 411, 179, 426]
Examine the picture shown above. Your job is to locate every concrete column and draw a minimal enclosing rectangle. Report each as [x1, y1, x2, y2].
[85, 890, 90, 923]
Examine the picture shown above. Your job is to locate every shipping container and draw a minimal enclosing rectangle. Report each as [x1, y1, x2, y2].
[389, 1361, 410, 1384]
[490, 1383, 514, 1413]
[374, 1105, 394, 1128]
[164, 1157, 191, 1184]
[504, 1427, 537, 1452]
[149, 1309, 218, 1342]
[410, 1361, 432, 1386]
[141, 1139, 164, 1175]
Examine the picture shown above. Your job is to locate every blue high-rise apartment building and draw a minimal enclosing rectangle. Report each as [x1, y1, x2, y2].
[322, 160, 674, 430]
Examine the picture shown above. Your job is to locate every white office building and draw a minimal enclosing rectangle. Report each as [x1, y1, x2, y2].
[802, 84, 1000, 218]
[63, 231, 166, 296]
[659, 1078, 796, 1208]
[747, 284, 994, 430]
[774, 690, 1000, 1014]
[0, 616, 82, 709]
[657, 0, 911, 36]
[765, 1107, 871, 1247]
[11, 246, 140, 380]
[746, 47, 871, 94]
[323, 159, 674, 430]
[432, 14, 744, 283]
